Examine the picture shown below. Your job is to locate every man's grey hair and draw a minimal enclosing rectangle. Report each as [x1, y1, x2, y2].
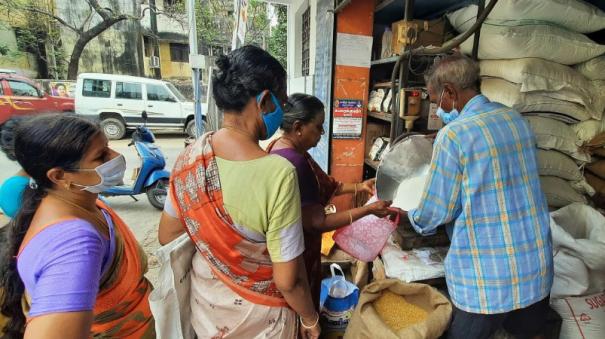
[424, 54, 480, 94]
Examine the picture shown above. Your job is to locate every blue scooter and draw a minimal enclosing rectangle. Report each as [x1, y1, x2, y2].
[101, 111, 170, 210]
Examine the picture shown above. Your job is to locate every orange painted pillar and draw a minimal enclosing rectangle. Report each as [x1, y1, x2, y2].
[331, 0, 374, 211]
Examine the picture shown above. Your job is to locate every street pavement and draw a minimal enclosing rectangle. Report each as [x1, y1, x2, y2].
[0, 132, 187, 285]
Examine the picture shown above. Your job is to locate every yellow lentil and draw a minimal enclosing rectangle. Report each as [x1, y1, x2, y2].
[373, 290, 428, 331]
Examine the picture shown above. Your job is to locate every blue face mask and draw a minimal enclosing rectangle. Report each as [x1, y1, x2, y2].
[436, 89, 459, 124]
[256, 92, 284, 140]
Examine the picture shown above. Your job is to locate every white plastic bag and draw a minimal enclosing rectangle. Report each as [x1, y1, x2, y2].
[550, 204, 605, 299]
[149, 233, 196, 339]
[381, 236, 446, 283]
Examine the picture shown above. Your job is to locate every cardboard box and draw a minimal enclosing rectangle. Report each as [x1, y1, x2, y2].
[391, 18, 445, 56]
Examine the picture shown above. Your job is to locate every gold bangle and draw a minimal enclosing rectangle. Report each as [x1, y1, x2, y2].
[349, 210, 353, 225]
[354, 183, 358, 197]
[300, 312, 320, 329]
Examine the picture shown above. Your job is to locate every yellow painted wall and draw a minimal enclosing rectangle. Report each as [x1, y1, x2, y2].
[159, 41, 190, 79]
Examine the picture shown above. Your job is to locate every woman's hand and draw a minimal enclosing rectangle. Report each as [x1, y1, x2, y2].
[300, 314, 321, 339]
[358, 178, 376, 195]
[364, 200, 395, 218]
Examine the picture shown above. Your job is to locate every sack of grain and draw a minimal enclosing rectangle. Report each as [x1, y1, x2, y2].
[344, 280, 451, 339]
[447, 0, 605, 34]
[459, 23, 605, 65]
[575, 55, 605, 81]
[482, 78, 591, 123]
[587, 160, 605, 180]
[551, 292, 605, 339]
[550, 203, 605, 298]
[585, 171, 605, 203]
[537, 150, 583, 181]
[572, 120, 605, 144]
[480, 58, 604, 117]
[592, 147, 605, 158]
[541, 176, 588, 208]
[527, 116, 590, 162]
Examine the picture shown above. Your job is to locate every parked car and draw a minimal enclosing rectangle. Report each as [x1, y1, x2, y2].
[0, 71, 75, 126]
[75, 73, 207, 140]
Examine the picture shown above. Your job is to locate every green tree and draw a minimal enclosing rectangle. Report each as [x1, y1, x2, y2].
[267, 4, 287, 68]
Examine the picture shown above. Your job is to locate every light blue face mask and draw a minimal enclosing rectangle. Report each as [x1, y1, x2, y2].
[436, 89, 459, 124]
[256, 92, 284, 140]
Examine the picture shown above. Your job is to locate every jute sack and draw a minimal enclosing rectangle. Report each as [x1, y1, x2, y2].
[541, 176, 588, 207]
[344, 279, 451, 339]
[575, 55, 605, 81]
[587, 160, 605, 180]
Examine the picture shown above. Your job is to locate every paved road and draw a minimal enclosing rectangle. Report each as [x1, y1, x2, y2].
[0, 132, 187, 285]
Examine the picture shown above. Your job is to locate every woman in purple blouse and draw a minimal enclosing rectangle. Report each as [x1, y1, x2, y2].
[267, 93, 396, 308]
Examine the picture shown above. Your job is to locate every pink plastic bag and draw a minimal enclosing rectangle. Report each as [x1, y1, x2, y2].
[333, 196, 399, 262]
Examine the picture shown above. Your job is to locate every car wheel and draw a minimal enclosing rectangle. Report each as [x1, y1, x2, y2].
[186, 119, 208, 138]
[146, 178, 168, 210]
[101, 117, 126, 140]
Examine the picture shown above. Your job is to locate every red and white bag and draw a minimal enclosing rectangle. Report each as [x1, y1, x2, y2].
[551, 291, 605, 339]
[334, 196, 398, 262]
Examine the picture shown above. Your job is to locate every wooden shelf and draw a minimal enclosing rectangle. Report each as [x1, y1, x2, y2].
[371, 56, 399, 66]
[364, 157, 380, 170]
[373, 81, 396, 88]
[368, 111, 393, 123]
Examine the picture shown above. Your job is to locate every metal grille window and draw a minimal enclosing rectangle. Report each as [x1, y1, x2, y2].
[301, 7, 311, 76]
[170, 43, 189, 62]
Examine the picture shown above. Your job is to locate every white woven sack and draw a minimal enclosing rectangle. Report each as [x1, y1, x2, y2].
[572, 119, 605, 143]
[447, 0, 605, 34]
[540, 176, 588, 207]
[527, 116, 590, 162]
[480, 58, 604, 117]
[551, 292, 605, 339]
[575, 55, 605, 81]
[482, 78, 591, 123]
[458, 23, 605, 65]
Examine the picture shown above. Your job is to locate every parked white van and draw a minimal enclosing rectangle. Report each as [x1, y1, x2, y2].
[75, 73, 207, 139]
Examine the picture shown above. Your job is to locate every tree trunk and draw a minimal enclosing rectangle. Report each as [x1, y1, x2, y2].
[66, 17, 128, 79]
[66, 39, 87, 79]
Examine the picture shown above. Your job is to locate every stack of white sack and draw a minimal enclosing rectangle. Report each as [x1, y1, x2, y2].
[446, 0, 605, 208]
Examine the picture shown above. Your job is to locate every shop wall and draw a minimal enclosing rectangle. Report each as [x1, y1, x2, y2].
[330, 0, 373, 211]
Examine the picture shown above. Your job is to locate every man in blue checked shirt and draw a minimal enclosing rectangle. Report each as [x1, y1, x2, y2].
[401, 54, 554, 339]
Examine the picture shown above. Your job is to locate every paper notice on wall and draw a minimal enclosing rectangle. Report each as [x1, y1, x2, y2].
[333, 99, 363, 139]
[335, 33, 373, 68]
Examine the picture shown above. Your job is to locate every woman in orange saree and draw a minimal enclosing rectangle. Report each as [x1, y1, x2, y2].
[159, 46, 320, 339]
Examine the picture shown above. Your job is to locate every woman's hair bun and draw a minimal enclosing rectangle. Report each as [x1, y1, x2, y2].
[215, 55, 231, 72]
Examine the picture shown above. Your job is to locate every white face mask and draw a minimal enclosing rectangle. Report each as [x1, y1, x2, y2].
[72, 155, 126, 193]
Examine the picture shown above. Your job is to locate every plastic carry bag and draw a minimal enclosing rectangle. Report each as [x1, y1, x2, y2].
[148, 233, 196, 339]
[320, 264, 360, 339]
[334, 196, 399, 262]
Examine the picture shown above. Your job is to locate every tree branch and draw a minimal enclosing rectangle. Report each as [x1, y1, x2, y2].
[85, 0, 111, 21]
[17, 5, 79, 33]
[79, 2, 95, 32]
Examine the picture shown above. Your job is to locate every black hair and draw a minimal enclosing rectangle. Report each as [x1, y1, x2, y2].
[212, 45, 286, 112]
[0, 114, 100, 337]
[0, 117, 25, 161]
[281, 93, 325, 133]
